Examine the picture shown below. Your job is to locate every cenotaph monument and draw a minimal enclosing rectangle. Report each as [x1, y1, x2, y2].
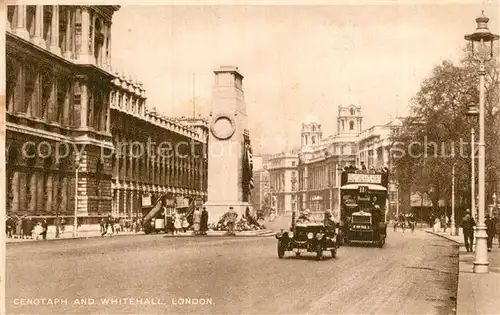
[204, 66, 252, 223]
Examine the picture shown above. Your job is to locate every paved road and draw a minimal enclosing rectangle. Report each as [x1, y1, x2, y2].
[6, 229, 458, 314]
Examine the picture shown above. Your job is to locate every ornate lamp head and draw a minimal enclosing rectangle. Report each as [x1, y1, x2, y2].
[464, 11, 499, 62]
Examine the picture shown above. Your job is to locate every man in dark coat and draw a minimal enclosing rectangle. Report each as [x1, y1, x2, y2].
[41, 219, 48, 240]
[485, 214, 496, 252]
[200, 207, 209, 235]
[461, 209, 476, 252]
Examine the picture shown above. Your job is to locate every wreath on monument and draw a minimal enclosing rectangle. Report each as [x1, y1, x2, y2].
[210, 114, 236, 140]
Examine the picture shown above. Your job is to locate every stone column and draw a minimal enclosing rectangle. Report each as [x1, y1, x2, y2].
[45, 174, 53, 213]
[32, 5, 45, 47]
[79, 82, 88, 128]
[115, 188, 120, 216]
[28, 173, 37, 213]
[130, 187, 135, 221]
[11, 172, 20, 212]
[49, 5, 61, 55]
[77, 6, 91, 63]
[105, 95, 111, 133]
[36, 172, 45, 214]
[62, 82, 70, 126]
[63, 7, 73, 59]
[107, 23, 112, 71]
[13, 6, 30, 40]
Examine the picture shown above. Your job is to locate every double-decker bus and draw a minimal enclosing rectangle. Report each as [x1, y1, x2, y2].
[340, 169, 388, 247]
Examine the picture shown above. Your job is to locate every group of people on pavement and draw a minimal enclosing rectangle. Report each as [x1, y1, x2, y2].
[461, 209, 500, 253]
[6, 215, 53, 240]
[192, 207, 209, 235]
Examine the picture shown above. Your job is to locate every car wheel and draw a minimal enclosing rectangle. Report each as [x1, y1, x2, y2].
[378, 237, 385, 248]
[331, 249, 337, 258]
[277, 242, 285, 259]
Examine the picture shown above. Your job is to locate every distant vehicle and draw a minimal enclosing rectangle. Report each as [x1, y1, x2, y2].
[141, 193, 175, 234]
[275, 222, 339, 260]
[340, 169, 388, 247]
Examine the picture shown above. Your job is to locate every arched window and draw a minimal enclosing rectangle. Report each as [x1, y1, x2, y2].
[350, 108, 355, 115]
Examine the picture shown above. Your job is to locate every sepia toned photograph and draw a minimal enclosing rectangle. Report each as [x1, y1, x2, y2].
[2, 1, 500, 314]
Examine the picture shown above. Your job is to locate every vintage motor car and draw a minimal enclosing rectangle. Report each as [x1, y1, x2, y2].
[345, 210, 386, 247]
[275, 222, 338, 260]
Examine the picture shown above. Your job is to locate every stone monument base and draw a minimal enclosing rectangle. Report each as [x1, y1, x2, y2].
[203, 201, 252, 225]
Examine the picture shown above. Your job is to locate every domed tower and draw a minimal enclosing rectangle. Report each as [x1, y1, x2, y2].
[337, 100, 362, 135]
[301, 115, 322, 148]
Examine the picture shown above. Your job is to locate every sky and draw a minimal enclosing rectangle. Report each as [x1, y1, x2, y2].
[110, 2, 499, 154]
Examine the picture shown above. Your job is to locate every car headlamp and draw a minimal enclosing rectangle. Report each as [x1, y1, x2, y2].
[288, 231, 294, 238]
[307, 232, 314, 239]
[316, 233, 323, 240]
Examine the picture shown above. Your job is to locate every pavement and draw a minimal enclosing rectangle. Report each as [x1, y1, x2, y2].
[6, 228, 459, 314]
[425, 228, 500, 315]
[6, 222, 276, 244]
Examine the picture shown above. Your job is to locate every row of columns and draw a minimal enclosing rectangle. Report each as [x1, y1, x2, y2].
[112, 131, 206, 191]
[7, 5, 112, 68]
[6, 56, 110, 132]
[7, 167, 73, 216]
[114, 153, 205, 191]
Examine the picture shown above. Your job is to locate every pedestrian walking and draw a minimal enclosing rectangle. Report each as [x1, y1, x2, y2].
[441, 215, 447, 233]
[100, 219, 106, 234]
[33, 222, 43, 240]
[102, 215, 114, 237]
[226, 207, 238, 236]
[6, 216, 13, 238]
[15, 216, 22, 239]
[181, 214, 189, 233]
[200, 207, 209, 235]
[461, 209, 476, 252]
[193, 208, 202, 235]
[174, 212, 182, 235]
[485, 214, 495, 252]
[41, 219, 48, 240]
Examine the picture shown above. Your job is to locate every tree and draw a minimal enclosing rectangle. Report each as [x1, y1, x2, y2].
[391, 47, 500, 219]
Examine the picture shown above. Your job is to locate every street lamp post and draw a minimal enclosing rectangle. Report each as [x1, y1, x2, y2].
[467, 105, 479, 220]
[450, 162, 457, 236]
[465, 11, 499, 274]
[73, 156, 81, 238]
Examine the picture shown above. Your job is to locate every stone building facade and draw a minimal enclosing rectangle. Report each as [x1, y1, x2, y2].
[356, 118, 404, 218]
[297, 106, 361, 221]
[5, 5, 208, 225]
[110, 77, 208, 222]
[6, 5, 119, 224]
[267, 151, 299, 215]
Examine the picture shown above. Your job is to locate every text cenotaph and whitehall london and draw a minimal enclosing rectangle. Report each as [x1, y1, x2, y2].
[204, 66, 254, 223]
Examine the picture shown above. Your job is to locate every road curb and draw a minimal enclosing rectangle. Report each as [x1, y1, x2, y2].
[6, 232, 145, 245]
[425, 230, 463, 245]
